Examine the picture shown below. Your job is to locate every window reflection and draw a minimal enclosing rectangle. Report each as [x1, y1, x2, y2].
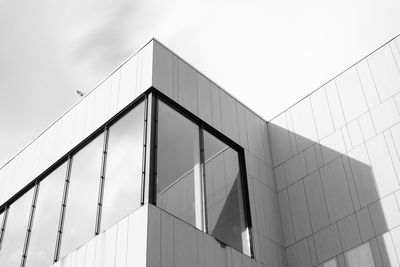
[345, 242, 375, 267]
[203, 131, 250, 256]
[25, 162, 67, 266]
[59, 134, 104, 258]
[0, 189, 34, 267]
[101, 102, 145, 231]
[156, 102, 200, 228]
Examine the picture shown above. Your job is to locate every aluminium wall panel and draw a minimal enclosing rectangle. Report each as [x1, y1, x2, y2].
[368, 44, 400, 101]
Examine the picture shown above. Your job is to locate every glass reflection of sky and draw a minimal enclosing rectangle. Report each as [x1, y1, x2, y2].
[101, 102, 144, 231]
[60, 134, 104, 258]
[26, 162, 67, 266]
[0, 189, 33, 267]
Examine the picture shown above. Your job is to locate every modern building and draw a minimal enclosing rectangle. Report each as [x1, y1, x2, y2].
[0, 35, 400, 267]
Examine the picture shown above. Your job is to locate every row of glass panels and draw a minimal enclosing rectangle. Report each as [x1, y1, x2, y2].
[0, 94, 251, 267]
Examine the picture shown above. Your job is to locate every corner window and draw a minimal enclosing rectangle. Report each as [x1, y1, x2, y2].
[154, 99, 252, 256]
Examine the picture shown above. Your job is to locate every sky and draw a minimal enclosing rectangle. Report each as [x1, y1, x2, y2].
[1, 0, 400, 167]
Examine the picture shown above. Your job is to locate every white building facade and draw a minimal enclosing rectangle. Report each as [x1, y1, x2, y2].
[0, 36, 399, 267]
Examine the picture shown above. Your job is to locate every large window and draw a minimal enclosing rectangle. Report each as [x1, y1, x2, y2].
[156, 102, 201, 228]
[155, 99, 252, 256]
[59, 134, 104, 258]
[203, 131, 250, 255]
[0, 189, 34, 267]
[0, 92, 253, 263]
[101, 102, 145, 231]
[25, 162, 67, 266]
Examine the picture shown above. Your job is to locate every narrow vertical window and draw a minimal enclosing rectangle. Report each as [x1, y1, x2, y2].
[0, 189, 34, 267]
[101, 101, 145, 231]
[156, 102, 202, 229]
[25, 162, 67, 266]
[203, 131, 250, 256]
[59, 134, 104, 258]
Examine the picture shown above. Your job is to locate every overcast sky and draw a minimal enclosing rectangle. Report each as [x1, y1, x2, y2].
[1, 0, 400, 167]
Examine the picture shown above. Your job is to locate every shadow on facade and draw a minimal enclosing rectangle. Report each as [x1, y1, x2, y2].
[269, 123, 397, 266]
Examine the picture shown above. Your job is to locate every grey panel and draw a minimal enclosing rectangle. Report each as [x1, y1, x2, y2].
[304, 171, 330, 232]
[210, 82, 222, 131]
[356, 207, 375, 242]
[370, 98, 400, 133]
[284, 153, 307, 185]
[219, 90, 240, 143]
[236, 102, 249, 150]
[288, 180, 312, 241]
[115, 217, 129, 267]
[310, 89, 334, 139]
[246, 110, 266, 161]
[174, 218, 199, 267]
[356, 60, 381, 109]
[178, 59, 198, 115]
[314, 224, 342, 263]
[278, 189, 295, 246]
[153, 41, 173, 96]
[147, 206, 161, 267]
[325, 81, 346, 130]
[268, 115, 292, 166]
[365, 134, 399, 198]
[336, 67, 368, 122]
[337, 214, 361, 251]
[204, 234, 227, 267]
[368, 44, 400, 101]
[197, 73, 213, 125]
[286, 238, 311, 267]
[320, 158, 354, 223]
[347, 144, 378, 207]
[290, 98, 318, 151]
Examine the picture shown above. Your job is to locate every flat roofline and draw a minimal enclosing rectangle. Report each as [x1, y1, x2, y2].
[152, 38, 270, 125]
[0, 38, 155, 170]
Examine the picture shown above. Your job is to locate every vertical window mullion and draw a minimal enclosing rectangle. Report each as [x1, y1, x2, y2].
[54, 156, 72, 263]
[95, 129, 109, 235]
[21, 182, 39, 267]
[146, 93, 158, 205]
[198, 126, 208, 233]
[140, 95, 149, 205]
[0, 207, 7, 251]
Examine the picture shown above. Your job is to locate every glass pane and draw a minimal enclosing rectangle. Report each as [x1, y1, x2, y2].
[0, 189, 34, 267]
[156, 102, 200, 228]
[204, 131, 250, 256]
[345, 242, 375, 267]
[60, 134, 104, 258]
[323, 258, 338, 267]
[25, 162, 67, 267]
[101, 102, 145, 231]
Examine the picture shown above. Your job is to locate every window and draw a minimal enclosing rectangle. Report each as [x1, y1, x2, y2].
[101, 102, 145, 231]
[0, 189, 34, 267]
[156, 101, 201, 228]
[59, 134, 104, 258]
[25, 162, 67, 266]
[345, 242, 375, 267]
[204, 131, 250, 255]
[155, 99, 252, 256]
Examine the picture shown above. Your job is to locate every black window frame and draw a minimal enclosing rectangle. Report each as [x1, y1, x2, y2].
[0, 88, 254, 262]
[148, 89, 254, 258]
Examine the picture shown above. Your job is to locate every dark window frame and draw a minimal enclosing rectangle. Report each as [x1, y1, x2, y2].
[149, 89, 254, 258]
[0, 88, 254, 261]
